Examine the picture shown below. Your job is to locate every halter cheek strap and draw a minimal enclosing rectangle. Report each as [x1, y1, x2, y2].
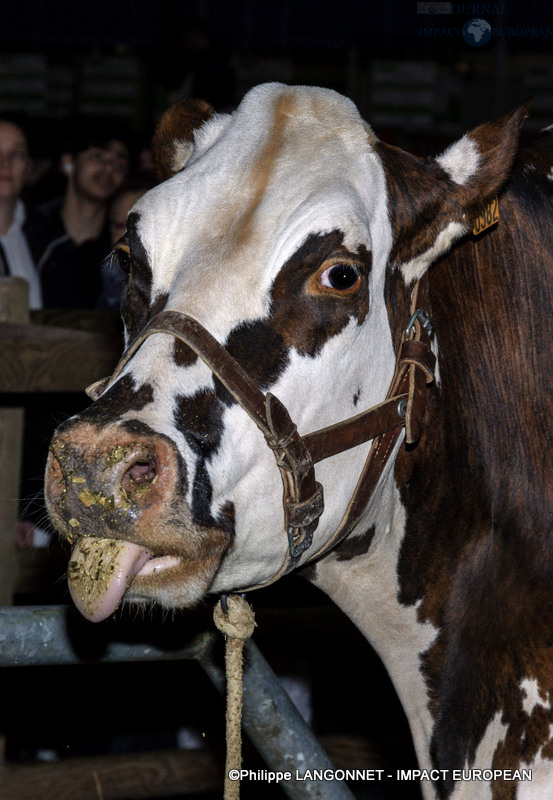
[86, 281, 435, 585]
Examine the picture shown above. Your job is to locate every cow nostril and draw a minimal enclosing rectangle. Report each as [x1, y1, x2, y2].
[46, 449, 67, 498]
[125, 458, 157, 486]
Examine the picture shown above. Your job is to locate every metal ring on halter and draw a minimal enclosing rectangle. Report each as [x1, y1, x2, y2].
[219, 593, 248, 614]
[397, 398, 408, 419]
[405, 308, 433, 339]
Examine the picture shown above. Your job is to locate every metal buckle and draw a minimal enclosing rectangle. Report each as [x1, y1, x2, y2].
[405, 308, 433, 339]
[287, 526, 314, 559]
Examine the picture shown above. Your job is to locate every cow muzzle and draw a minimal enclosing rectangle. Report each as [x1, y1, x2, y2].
[46, 423, 174, 536]
[46, 420, 228, 621]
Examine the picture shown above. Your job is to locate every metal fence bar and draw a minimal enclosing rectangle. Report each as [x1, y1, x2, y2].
[0, 605, 212, 666]
[201, 639, 357, 800]
[0, 605, 359, 800]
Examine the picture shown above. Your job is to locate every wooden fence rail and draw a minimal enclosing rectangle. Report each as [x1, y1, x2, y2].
[1, 279, 31, 606]
[0, 311, 123, 394]
[0, 278, 123, 601]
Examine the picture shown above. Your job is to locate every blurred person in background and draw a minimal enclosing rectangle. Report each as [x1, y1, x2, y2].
[32, 124, 130, 309]
[0, 119, 42, 308]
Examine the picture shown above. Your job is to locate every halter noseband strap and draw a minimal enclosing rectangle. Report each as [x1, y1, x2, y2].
[87, 281, 435, 578]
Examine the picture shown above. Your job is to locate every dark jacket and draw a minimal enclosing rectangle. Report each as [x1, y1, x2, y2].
[28, 199, 111, 310]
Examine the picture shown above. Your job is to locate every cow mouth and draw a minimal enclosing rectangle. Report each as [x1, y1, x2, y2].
[47, 424, 233, 621]
[67, 536, 182, 622]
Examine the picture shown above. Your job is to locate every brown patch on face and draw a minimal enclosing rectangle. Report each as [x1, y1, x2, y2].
[56, 374, 154, 433]
[121, 212, 153, 343]
[120, 229, 175, 356]
[174, 388, 223, 460]
[52, 373, 154, 434]
[173, 387, 236, 531]
[269, 230, 371, 357]
[173, 338, 199, 368]
[211, 231, 371, 396]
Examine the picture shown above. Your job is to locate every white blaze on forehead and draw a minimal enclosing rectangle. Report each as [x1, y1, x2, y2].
[436, 134, 481, 185]
[131, 82, 390, 342]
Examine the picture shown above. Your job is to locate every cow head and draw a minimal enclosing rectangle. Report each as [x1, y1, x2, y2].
[45, 84, 527, 621]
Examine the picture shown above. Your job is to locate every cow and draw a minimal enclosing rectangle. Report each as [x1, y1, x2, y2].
[44, 83, 553, 799]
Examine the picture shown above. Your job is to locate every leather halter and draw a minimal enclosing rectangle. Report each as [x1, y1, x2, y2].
[87, 282, 435, 585]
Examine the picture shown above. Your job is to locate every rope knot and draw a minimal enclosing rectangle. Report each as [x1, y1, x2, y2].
[214, 594, 256, 640]
[214, 595, 256, 799]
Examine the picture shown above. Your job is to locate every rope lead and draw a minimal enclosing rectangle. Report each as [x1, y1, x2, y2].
[213, 594, 256, 800]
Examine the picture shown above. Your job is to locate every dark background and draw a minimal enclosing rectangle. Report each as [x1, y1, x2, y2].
[1, 2, 551, 799]
[1, 0, 552, 158]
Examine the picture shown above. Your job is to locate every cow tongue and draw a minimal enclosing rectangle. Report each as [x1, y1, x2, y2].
[68, 536, 152, 622]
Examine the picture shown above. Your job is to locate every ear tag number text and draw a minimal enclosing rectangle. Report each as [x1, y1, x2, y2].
[473, 196, 499, 236]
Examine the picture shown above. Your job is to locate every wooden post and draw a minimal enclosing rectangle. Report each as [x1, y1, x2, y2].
[0, 277, 29, 605]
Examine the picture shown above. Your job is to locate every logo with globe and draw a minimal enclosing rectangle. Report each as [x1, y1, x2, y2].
[462, 18, 492, 46]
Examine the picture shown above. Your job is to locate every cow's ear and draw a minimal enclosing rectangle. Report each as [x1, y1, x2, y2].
[152, 98, 214, 181]
[378, 103, 530, 283]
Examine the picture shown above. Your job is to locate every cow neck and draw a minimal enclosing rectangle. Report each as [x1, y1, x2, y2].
[87, 280, 435, 591]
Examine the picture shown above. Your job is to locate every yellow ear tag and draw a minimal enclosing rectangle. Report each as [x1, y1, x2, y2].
[472, 196, 499, 236]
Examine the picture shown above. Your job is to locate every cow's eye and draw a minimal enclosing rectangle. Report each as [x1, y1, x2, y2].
[115, 250, 131, 275]
[320, 263, 360, 291]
